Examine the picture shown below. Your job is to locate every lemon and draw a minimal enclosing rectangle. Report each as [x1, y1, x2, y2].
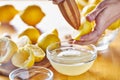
[75, 0, 89, 10]
[16, 35, 32, 47]
[25, 44, 45, 62]
[108, 19, 120, 30]
[0, 5, 19, 23]
[81, 4, 96, 16]
[50, 28, 59, 37]
[37, 33, 60, 52]
[12, 47, 35, 68]
[0, 37, 18, 63]
[20, 5, 45, 26]
[88, 0, 102, 5]
[74, 17, 94, 40]
[18, 27, 41, 44]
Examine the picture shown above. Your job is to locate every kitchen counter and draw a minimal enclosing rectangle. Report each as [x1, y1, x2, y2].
[0, 1, 120, 80]
[0, 29, 120, 80]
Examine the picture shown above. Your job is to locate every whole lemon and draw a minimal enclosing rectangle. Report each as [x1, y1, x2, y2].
[20, 5, 45, 26]
[37, 33, 60, 52]
[0, 5, 18, 23]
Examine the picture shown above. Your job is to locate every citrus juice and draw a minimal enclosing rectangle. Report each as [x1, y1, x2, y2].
[48, 47, 96, 76]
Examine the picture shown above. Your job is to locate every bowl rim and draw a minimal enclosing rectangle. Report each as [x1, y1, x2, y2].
[9, 66, 53, 80]
[46, 41, 97, 65]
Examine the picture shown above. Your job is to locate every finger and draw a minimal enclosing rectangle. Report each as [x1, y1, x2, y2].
[79, 10, 106, 44]
[73, 37, 98, 45]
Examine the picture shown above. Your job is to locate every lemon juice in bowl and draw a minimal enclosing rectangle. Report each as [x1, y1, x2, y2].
[47, 41, 97, 76]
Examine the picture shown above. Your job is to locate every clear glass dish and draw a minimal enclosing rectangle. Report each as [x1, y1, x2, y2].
[9, 66, 53, 80]
[46, 41, 97, 76]
[95, 28, 120, 51]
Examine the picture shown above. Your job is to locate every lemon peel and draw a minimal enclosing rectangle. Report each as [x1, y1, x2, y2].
[76, 0, 89, 10]
[37, 33, 60, 52]
[81, 4, 96, 16]
[25, 44, 45, 62]
[18, 27, 41, 44]
[74, 17, 94, 40]
[0, 37, 18, 63]
[50, 28, 59, 37]
[16, 35, 32, 47]
[88, 0, 102, 5]
[12, 47, 35, 68]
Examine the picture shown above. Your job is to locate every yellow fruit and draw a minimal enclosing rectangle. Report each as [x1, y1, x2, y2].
[20, 5, 45, 26]
[108, 19, 120, 30]
[25, 44, 45, 62]
[81, 4, 96, 16]
[50, 28, 59, 37]
[18, 27, 41, 44]
[88, 0, 102, 5]
[12, 47, 35, 68]
[0, 5, 19, 23]
[74, 17, 94, 40]
[16, 35, 32, 47]
[75, 0, 89, 10]
[37, 33, 60, 52]
[0, 37, 18, 63]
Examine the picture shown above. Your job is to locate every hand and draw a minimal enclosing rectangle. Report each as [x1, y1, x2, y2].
[74, 0, 120, 45]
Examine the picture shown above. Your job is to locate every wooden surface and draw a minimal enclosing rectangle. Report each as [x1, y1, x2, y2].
[0, 31, 120, 80]
[0, 1, 120, 80]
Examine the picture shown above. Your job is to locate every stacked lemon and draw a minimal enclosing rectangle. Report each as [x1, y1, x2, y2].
[0, 37, 18, 63]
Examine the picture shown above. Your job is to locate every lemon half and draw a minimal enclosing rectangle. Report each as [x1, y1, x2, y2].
[18, 27, 41, 44]
[0, 37, 18, 63]
[74, 17, 94, 40]
[12, 47, 35, 68]
[25, 44, 45, 62]
[37, 33, 60, 52]
[16, 35, 32, 47]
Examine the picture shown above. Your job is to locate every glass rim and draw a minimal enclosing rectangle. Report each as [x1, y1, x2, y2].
[9, 66, 53, 80]
[46, 41, 97, 65]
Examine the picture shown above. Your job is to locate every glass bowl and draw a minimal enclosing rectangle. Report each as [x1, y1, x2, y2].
[46, 41, 97, 76]
[95, 28, 120, 51]
[9, 66, 53, 80]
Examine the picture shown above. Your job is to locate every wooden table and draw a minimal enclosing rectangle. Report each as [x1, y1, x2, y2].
[0, 31, 120, 80]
